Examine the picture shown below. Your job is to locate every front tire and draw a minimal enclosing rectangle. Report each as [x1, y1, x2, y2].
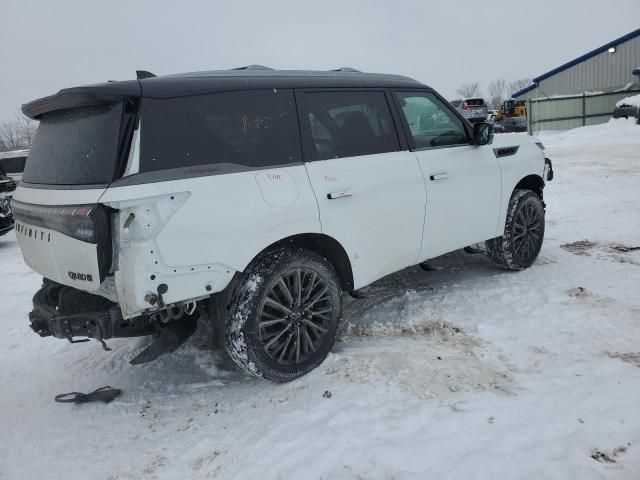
[226, 248, 342, 382]
[486, 189, 545, 270]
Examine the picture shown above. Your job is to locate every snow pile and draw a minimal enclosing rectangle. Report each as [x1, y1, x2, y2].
[2, 119, 640, 479]
[616, 93, 640, 108]
[539, 117, 640, 149]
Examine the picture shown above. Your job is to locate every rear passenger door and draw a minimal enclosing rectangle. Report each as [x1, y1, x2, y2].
[393, 90, 501, 260]
[297, 89, 426, 290]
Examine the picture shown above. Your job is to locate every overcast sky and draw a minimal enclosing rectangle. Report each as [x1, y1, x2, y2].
[1, 0, 639, 122]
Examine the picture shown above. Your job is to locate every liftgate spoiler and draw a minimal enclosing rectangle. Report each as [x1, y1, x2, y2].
[21, 80, 141, 120]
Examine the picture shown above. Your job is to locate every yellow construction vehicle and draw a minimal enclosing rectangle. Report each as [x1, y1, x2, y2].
[495, 100, 527, 122]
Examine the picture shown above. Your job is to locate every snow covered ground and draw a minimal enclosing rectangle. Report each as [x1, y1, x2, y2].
[1, 119, 640, 479]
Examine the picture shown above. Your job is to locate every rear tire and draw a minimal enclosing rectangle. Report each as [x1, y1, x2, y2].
[486, 189, 545, 270]
[225, 248, 342, 382]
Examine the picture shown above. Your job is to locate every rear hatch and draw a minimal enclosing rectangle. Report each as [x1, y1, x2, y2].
[13, 85, 138, 292]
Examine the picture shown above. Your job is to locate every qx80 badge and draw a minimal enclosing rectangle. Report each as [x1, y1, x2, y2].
[68, 271, 93, 282]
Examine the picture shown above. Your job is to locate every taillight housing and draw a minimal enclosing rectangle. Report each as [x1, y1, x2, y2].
[12, 201, 102, 243]
[12, 200, 113, 281]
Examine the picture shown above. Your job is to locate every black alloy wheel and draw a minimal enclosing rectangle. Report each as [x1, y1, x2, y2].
[511, 199, 543, 264]
[258, 268, 333, 365]
[226, 248, 342, 382]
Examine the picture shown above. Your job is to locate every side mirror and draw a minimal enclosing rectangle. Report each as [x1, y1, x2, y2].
[473, 121, 494, 146]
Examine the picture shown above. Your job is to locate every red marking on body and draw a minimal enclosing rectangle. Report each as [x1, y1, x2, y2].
[324, 175, 338, 183]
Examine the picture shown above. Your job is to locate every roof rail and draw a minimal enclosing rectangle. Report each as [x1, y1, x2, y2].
[136, 70, 156, 79]
[232, 65, 274, 71]
[331, 67, 362, 73]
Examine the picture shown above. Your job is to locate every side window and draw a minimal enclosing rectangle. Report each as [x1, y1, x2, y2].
[300, 91, 399, 161]
[395, 91, 469, 149]
[140, 89, 300, 172]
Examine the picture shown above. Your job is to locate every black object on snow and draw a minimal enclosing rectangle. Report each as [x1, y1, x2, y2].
[54, 386, 121, 404]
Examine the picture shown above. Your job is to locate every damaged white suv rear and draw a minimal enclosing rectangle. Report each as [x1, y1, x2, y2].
[14, 67, 553, 382]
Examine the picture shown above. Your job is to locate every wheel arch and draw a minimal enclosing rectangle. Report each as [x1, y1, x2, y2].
[256, 233, 354, 291]
[513, 174, 545, 199]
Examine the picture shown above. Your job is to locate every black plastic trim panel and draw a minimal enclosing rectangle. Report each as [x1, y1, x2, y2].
[493, 146, 520, 158]
[111, 161, 306, 187]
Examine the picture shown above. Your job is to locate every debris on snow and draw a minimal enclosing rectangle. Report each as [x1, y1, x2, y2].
[607, 351, 640, 367]
[567, 287, 588, 298]
[561, 240, 598, 255]
[590, 445, 629, 463]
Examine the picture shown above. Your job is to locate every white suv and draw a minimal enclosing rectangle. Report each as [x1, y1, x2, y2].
[456, 98, 489, 123]
[13, 67, 553, 382]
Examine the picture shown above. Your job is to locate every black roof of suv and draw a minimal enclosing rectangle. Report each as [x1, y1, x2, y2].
[23, 67, 427, 119]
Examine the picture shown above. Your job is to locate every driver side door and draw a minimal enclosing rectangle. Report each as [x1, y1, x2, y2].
[392, 90, 502, 260]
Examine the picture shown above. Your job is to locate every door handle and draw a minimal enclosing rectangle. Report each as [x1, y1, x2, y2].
[327, 190, 352, 200]
[429, 173, 448, 181]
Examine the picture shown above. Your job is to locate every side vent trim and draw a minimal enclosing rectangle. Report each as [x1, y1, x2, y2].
[493, 146, 520, 158]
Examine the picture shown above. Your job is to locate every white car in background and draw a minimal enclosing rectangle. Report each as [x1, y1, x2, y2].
[12, 67, 553, 382]
[456, 98, 489, 123]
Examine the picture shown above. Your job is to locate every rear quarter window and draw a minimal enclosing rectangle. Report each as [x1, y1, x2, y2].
[139, 89, 301, 172]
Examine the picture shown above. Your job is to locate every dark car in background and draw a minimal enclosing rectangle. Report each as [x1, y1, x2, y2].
[613, 102, 639, 123]
[492, 122, 506, 134]
[0, 166, 17, 197]
[0, 195, 14, 237]
[0, 165, 16, 237]
[498, 116, 528, 133]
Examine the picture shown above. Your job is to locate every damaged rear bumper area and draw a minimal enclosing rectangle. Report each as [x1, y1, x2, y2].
[29, 280, 198, 363]
[29, 280, 154, 348]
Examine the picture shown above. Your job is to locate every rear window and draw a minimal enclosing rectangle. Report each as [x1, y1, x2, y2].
[22, 103, 124, 185]
[139, 89, 300, 172]
[465, 99, 486, 106]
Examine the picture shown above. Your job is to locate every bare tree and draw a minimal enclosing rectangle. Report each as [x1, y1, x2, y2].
[0, 120, 24, 152]
[15, 113, 37, 148]
[456, 82, 481, 99]
[0, 112, 38, 152]
[508, 78, 533, 97]
[488, 78, 506, 109]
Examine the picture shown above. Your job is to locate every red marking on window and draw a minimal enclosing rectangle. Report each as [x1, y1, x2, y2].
[251, 115, 272, 129]
[241, 115, 249, 134]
